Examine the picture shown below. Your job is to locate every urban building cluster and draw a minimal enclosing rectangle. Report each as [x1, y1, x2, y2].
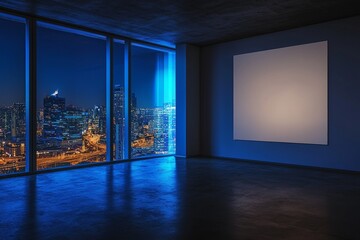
[0, 87, 175, 174]
[0, 103, 26, 172]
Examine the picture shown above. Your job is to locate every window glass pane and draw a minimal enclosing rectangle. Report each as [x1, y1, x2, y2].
[0, 14, 26, 174]
[113, 40, 126, 160]
[37, 23, 106, 170]
[131, 44, 176, 158]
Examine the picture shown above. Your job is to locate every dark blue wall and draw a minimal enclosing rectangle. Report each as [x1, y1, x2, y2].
[200, 16, 360, 171]
[176, 44, 187, 157]
[176, 44, 200, 157]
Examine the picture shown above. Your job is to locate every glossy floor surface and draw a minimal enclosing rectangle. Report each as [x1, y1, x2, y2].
[0, 157, 359, 240]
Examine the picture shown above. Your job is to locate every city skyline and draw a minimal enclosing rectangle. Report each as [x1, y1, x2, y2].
[1, 87, 176, 173]
[35, 90, 107, 169]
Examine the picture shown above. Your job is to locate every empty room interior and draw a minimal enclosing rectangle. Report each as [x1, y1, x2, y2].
[1, 1, 360, 239]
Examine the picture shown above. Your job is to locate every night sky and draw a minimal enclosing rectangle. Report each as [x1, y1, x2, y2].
[1, 15, 173, 110]
[132, 46, 158, 108]
[37, 24, 106, 109]
[0, 16, 25, 106]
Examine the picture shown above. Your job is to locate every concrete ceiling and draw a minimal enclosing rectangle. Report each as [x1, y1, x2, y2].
[0, 0, 359, 47]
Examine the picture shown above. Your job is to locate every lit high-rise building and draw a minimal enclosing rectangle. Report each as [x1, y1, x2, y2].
[165, 103, 176, 153]
[93, 105, 106, 135]
[11, 103, 25, 139]
[0, 107, 12, 140]
[63, 105, 85, 140]
[153, 104, 176, 155]
[154, 107, 167, 154]
[130, 93, 138, 144]
[114, 85, 124, 159]
[43, 90, 65, 138]
[37, 109, 44, 136]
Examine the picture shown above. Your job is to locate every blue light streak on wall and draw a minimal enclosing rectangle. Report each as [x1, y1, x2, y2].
[165, 53, 176, 106]
[166, 53, 176, 154]
[154, 52, 176, 107]
[131, 43, 176, 157]
[153, 50, 176, 154]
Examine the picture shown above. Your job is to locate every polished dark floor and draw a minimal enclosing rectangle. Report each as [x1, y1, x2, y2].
[0, 157, 359, 240]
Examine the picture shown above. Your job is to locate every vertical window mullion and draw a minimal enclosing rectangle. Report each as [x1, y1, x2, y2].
[25, 18, 37, 172]
[124, 41, 131, 160]
[106, 37, 114, 162]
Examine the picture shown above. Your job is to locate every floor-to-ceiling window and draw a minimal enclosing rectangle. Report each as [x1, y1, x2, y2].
[36, 22, 107, 170]
[131, 44, 176, 158]
[0, 14, 26, 175]
[0, 10, 175, 176]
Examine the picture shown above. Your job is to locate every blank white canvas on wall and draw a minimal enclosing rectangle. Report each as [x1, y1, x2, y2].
[233, 41, 328, 145]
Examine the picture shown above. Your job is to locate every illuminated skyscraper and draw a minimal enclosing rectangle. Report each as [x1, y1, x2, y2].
[130, 93, 138, 143]
[11, 103, 25, 139]
[93, 105, 106, 134]
[154, 107, 167, 154]
[153, 104, 175, 154]
[166, 103, 176, 154]
[0, 107, 11, 140]
[114, 85, 124, 159]
[43, 90, 65, 138]
[63, 105, 85, 140]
